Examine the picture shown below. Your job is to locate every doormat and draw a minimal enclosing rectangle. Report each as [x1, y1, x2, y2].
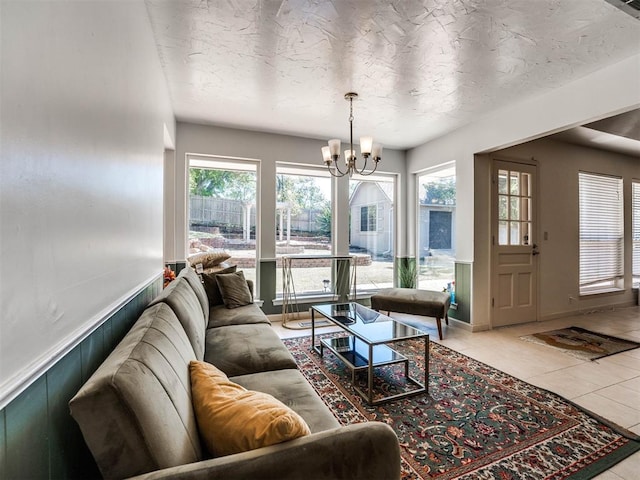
[520, 326, 640, 361]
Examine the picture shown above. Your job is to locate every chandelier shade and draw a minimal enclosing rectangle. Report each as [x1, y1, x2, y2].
[321, 92, 382, 177]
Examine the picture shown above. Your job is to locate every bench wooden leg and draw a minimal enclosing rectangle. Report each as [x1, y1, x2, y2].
[436, 317, 443, 340]
[445, 313, 449, 325]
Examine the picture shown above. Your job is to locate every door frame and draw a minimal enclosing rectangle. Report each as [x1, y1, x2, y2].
[490, 156, 540, 328]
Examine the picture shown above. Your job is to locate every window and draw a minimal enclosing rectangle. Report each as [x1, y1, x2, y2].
[275, 165, 332, 297]
[349, 175, 396, 291]
[188, 156, 258, 284]
[633, 181, 640, 286]
[417, 165, 456, 291]
[360, 205, 377, 232]
[579, 172, 623, 294]
[497, 169, 532, 246]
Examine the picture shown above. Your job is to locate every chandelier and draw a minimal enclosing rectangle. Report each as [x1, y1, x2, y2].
[321, 92, 382, 177]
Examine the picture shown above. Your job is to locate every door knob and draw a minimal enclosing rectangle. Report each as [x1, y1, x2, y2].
[532, 244, 540, 256]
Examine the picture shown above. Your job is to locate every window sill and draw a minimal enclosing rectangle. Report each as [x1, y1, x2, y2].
[579, 287, 625, 297]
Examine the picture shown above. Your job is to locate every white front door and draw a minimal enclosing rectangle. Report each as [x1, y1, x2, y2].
[491, 160, 538, 327]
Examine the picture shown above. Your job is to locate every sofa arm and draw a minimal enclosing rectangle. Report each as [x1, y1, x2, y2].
[127, 422, 400, 480]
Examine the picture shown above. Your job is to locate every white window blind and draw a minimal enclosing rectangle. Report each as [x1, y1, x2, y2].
[579, 172, 623, 293]
[633, 181, 640, 282]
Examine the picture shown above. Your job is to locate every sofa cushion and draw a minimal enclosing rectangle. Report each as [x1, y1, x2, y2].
[204, 324, 297, 376]
[201, 266, 238, 307]
[178, 266, 210, 323]
[208, 302, 270, 329]
[69, 303, 203, 480]
[149, 277, 207, 360]
[231, 369, 340, 434]
[190, 361, 310, 457]
[216, 271, 253, 308]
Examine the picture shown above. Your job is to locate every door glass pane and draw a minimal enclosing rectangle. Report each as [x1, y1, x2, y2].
[499, 221, 508, 245]
[522, 223, 531, 245]
[521, 198, 531, 222]
[510, 171, 520, 195]
[510, 222, 520, 245]
[498, 170, 508, 194]
[510, 197, 520, 220]
[499, 195, 508, 220]
[521, 173, 531, 197]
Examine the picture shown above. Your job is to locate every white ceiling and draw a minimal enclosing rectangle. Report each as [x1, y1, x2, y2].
[145, 0, 640, 150]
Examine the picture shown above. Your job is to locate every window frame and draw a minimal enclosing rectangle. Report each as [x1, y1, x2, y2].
[578, 171, 624, 295]
[273, 163, 334, 300]
[415, 163, 457, 291]
[187, 154, 261, 290]
[348, 172, 398, 294]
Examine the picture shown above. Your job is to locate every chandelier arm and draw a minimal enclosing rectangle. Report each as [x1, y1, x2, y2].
[359, 161, 379, 176]
[327, 167, 346, 178]
[332, 159, 348, 177]
[356, 156, 369, 175]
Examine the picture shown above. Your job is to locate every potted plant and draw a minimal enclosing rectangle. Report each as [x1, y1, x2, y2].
[397, 258, 417, 289]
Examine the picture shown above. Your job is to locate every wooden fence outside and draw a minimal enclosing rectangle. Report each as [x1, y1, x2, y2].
[189, 195, 325, 233]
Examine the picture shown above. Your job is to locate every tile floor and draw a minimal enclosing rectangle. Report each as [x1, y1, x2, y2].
[272, 305, 640, 480]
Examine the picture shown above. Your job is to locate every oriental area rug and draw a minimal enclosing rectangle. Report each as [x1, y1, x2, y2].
[283, 335, 640, 480]
[520, 326, 640, 361]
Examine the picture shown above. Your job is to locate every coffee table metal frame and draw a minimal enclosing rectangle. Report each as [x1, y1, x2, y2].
[311, 303, 429, 405]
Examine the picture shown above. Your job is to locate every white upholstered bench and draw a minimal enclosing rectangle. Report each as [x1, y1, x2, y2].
[371, 288, 451, 340]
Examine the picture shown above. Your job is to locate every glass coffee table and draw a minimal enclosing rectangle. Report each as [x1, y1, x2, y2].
[311, 303, 428, 405]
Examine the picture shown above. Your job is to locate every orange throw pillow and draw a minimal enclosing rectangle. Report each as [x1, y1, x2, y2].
[189, 361, 311, 457]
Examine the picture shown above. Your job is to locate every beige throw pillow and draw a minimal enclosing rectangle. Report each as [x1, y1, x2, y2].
[188, 251, 231, 269]
[189, 361, 311, 457]
[215, 271, 253, 308]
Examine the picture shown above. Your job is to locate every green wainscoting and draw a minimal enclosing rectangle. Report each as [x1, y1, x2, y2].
[259, 259, 278, 315]
[451, 262, 471, 323]
[0, 277, 162, 480]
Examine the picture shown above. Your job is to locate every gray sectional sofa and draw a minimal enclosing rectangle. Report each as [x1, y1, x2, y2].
[69, 266, 401, 480]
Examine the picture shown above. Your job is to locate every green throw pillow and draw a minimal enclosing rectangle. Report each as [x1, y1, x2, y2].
[215, 271, 253, 309]
[202, 265, 237, 306]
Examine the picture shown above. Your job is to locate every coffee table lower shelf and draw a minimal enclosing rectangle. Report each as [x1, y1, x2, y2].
[313, 336, 427, 405]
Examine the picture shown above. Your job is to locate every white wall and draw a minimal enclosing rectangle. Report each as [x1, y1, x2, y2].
[172, 122, 407, 265]
[407, 54, 640, 326]
[0, 0, 174, 408]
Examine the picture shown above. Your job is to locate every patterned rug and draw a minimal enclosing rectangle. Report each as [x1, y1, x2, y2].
[521, 326, 640, 361]
[284, 334, 640, 479]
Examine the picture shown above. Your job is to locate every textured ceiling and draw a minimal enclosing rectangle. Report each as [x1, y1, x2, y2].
[145, 0, 640, 149]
